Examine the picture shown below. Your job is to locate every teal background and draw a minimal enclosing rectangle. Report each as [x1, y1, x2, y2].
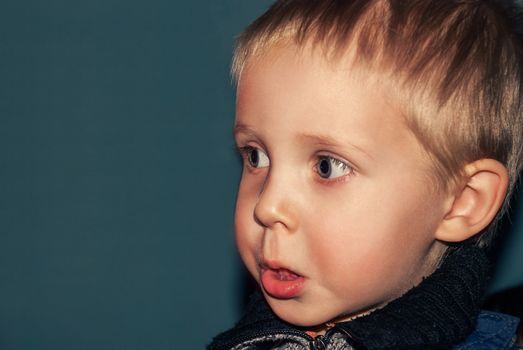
[0, 1, 521, 349]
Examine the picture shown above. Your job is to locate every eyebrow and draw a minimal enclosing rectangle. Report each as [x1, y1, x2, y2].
[297, 132, 374, 160]
[233, 124, 373, 160]
[233, 124, 256, 138]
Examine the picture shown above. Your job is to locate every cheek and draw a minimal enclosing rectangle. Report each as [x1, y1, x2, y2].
[304, 187, 441, 289]
[234, 177, 260, 278]
[234, 176, 259, 237]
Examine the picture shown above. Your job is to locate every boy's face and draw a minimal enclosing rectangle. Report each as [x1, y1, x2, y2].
[234, 44, 449, 328]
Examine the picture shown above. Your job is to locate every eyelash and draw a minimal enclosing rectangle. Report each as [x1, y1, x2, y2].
[236, 146, 354, 182]
[314, 155, 354, 183]
[237, 146, 269, 170]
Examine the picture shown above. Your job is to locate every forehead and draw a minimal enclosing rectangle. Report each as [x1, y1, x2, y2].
[238, 45, 395, 140]
[238, 45, 363, 127]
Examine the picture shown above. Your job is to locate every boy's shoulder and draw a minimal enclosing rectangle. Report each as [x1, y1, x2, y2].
[453, 311, 521, 350]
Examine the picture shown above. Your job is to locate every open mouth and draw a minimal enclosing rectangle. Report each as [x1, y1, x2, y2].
[274, 268, 301, 281]
[260, 265, 305, 299]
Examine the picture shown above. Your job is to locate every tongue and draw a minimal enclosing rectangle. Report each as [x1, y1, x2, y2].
[277, 268, 300, 281]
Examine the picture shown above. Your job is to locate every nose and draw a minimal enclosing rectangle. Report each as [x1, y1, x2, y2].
[253, 172, 298, 232]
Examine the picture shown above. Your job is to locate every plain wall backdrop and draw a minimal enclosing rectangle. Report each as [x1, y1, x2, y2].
[0, 1, 522, 349]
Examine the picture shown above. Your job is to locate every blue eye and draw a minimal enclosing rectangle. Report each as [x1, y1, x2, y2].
[317, 156, 352, 179]
[241, 147, 270, 168]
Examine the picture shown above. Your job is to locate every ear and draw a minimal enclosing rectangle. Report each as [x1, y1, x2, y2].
[435, 159, 508, 243]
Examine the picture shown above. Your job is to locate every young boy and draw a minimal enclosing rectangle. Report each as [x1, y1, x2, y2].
[210, 0, 523, 349]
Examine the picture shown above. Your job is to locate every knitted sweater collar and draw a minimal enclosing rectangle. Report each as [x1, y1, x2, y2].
[209, 244, 490, 350]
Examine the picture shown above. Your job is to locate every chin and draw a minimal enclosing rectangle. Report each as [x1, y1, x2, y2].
[266, 297, 333, 328]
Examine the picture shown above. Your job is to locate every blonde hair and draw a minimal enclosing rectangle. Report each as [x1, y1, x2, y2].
[232, 0, 523, 247]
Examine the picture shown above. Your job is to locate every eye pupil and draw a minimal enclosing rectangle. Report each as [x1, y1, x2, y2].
[318, 158, 331, 178]
[249, 149, 259, 167]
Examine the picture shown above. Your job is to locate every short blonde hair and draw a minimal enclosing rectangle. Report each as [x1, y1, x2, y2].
[232, 0, 523, 247]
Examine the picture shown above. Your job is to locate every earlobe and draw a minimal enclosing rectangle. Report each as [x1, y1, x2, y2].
[435, 159, 508, 243]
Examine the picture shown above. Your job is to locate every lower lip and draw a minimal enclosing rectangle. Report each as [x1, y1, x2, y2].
[261, 268, 305, 299]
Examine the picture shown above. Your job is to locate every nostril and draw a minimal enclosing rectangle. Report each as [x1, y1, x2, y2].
[253, 209, 268, 228]
[253, 196, 278, 229]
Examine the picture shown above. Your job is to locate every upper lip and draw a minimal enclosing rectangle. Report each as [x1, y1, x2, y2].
[260, 258, 303, 277]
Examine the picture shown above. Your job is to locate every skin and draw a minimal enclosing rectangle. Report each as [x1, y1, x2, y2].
[233, 44, 450, 330]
